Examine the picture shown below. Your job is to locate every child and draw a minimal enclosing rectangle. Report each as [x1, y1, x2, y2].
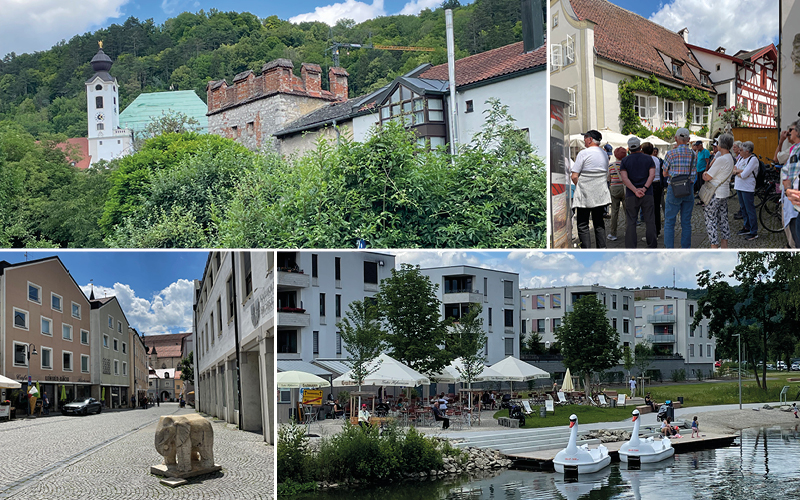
[792, 403, 799, 419]
[691, 416, 699, 438]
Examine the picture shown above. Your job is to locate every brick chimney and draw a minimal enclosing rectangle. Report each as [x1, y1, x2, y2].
[678, 27, 689, 43]
[233, 70, 254, 102]
[206, 80, 227, 112]
[301, 63, 322, 97]
[329, 67, 349, 101]
[262, 59, 295, 94]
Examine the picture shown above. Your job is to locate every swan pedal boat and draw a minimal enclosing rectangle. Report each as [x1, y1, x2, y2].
[618, 409, 675, 463]
[553, 414, 611, 474]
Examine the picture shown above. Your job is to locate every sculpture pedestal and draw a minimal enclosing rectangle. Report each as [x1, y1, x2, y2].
[150, 463, 222, 479]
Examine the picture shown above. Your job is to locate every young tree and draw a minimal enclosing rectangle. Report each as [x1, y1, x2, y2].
[633, 342, 653, 396]
[178, 351, 194, 385]
[449, 303, 486, 416]
[376, 264, 454, 376]
[523, 329, 546, 354]
[622, 345, 634, 378]
[555, 295, 621, 394]
[337, 300, 386, 393]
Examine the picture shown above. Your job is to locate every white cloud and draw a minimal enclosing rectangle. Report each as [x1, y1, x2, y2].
[289, 0, 386, 25]
[398, 0, 440, 16]
[650, 0, 778, 50]
[0, 0, 128, 57]
[80, 279, 194, 335]
[161, 0, 197, 15]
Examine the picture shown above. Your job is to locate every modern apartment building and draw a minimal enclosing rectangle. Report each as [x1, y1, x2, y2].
[521, 285, 636, 348]
[89, 295, 131, 408]
[0, 257, 92, 409]
[420, 265, 521, 365]
[633, 289, 715, 371]
[194, 251, 274, 444]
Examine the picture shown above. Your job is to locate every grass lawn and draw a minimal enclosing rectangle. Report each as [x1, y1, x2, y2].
[493, 405, 635, 429]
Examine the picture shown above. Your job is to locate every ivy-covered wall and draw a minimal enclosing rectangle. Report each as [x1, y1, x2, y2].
[618, 75, 712, 139]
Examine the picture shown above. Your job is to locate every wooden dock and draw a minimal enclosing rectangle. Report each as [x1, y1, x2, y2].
[507, 431, 737, 470]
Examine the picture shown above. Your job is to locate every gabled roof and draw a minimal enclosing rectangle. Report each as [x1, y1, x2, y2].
[119, 90, 209, 134]
[0, 256, 89, 304]
[733, 44, 778, 64]
[56, 138, 92, 170]
[418, 41, 546, 88]
[273, 100, 355, 137]
[569, 0, 713, 91]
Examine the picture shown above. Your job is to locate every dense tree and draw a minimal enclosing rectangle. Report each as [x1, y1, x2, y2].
[449, 304, 487, 405]
[178, 351, 194, 385]
[555, 295, 622, 393]
[376, 264, 454, 376]
[337, 299, 386, 392]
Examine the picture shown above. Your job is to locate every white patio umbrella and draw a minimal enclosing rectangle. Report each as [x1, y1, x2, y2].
[597, 128, 638, 149]
[332, 353, 430, 387]
[489, 355, 550, 394]
[277, 371, 330, 431]
[0, 374, 21, 389]
[643, 135, 671, 148]
[562, 368, 575, 392]
[689, 134, 711, 145]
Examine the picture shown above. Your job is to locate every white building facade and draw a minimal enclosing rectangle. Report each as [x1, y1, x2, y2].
[194, 251, 275, 444]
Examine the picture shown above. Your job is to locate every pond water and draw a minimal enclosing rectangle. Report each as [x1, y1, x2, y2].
[298, 426, 800, 500]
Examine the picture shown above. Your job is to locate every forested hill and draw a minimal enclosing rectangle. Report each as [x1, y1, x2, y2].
[0, 0, 533, 139]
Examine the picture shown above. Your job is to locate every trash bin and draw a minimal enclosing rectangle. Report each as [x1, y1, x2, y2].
[678, 396, 684, 404]
[540, 406, 546, 418]
[610, 398, 617, 408]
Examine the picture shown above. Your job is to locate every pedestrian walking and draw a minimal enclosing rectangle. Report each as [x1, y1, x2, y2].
[700, 133, 734, 248]
[733, 141, 760, 241]
[693, 141, 711, 201]
[156, 396, 160, 407]
[620, 137, 656, 248]
[43, 394, 49, 415]
[792, 403, 798, 419]
[131, 395, 136, 408]
[691, 416, 700, 438]
[572, 129, 611, 248]
[629, 376, 637, 398]
[662, 128, 698, 248]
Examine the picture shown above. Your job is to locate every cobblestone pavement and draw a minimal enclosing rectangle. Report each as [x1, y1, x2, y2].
[0, 403, 274, 500]
[571, 193, 790, 249]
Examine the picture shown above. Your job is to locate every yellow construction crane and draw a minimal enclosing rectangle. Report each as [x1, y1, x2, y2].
[328, 42, 436, 66]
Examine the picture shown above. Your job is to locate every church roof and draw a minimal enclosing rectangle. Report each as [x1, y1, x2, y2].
[119, 91, 209, 135]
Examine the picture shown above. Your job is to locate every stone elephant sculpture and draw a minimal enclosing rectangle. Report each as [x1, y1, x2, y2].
[155, 414, 214, 473]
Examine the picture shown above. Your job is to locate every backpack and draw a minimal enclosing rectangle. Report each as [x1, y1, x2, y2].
[755, 158, 768, 189]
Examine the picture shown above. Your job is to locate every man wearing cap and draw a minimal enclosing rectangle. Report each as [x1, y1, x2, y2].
[662, 127, 698, 248]
[619, 137, 657, 248]
[358, 403, 371, 428]
[693, 141, 711, 202]
[571, 130, 612, 248]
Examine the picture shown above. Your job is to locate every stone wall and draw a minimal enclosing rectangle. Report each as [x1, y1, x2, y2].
[276, 123, 354, 157]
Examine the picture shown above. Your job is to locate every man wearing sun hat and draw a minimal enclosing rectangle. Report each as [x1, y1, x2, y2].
[662, 127, 698, 248]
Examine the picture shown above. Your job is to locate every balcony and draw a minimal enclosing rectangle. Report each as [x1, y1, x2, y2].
[277, 309, 310, 327]
[647, 314, 675, 323]
[648, 334, 676, 344]
[278, 270, 310, 289]
[443, 289, 483, 304]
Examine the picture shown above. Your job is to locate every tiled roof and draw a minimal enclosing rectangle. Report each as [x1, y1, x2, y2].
[274, 100, 355, 137]
[55, 138, 92, 170]
[154, 345, 183, 358]
[418, 41, 546, 87]
[569, 0, 713, 91]
[143, 333, 190, 359]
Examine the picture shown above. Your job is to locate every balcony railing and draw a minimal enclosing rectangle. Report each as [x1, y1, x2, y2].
[647, 314, 676, 323]
[648, 334, 676, 343]
[444, 288, 480, 294]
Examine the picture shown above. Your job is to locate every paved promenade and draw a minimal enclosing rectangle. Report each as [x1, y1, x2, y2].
[0, 403, 274, 500]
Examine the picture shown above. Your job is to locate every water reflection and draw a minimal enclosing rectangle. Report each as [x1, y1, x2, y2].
[297, 427, 800, 500]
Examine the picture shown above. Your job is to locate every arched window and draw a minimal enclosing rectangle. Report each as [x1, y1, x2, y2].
[165, 372, 171, 379]
[96, 96, 103, 109]
[96, 123, 104, 131]
[95, 84, 102, 91]
[161, 363, 166, 369]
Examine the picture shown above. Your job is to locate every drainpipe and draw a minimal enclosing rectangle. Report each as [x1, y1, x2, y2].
[446, 9, 459, 160]
[231, 253, 244, 430]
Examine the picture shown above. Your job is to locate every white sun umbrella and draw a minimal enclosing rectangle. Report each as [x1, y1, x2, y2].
[277, 371, 330, 431]
[562, 367, 575, 392]
[0, 374, 21, 389]
[689, 134, 711, 145]
[597, 128, 638, 149]
[643, 135, 671, 148]
[332, 353, 430, 387]
[489, 355, 550, 394]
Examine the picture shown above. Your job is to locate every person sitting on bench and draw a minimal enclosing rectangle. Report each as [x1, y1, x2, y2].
[645, 393, 657, 412]
[432, 401, 450, 430]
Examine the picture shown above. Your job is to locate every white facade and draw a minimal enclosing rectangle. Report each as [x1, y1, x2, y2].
[781, 0, 800, 129]
[194, 251, 274, 444]
[89, 297, 130, 408]
[85, 48, 132, 163]
[420, 266, 520, 365]
[521, 286, 636, 348]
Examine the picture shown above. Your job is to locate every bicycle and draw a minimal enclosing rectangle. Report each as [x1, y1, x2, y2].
[758, 162, 785, 234]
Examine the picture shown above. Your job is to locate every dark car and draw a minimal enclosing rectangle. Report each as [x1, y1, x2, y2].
[61, 397, 102, 416]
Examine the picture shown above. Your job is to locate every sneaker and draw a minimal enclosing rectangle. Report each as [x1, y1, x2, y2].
[607, 234, 618, 241]
[737, 229, 749, 235]
[734, 213, 744, 220]
[745, 234, 759, 241]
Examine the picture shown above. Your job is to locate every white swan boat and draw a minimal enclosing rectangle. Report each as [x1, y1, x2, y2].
[553, 414, 611, 474]
[618, 409, 675, 463]
[552, 467, 611, 500]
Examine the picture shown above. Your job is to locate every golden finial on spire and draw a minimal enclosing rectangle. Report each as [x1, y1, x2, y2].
[99, 40, 103, 49]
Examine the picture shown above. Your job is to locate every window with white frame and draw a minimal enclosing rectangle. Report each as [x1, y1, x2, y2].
[122, 342, 127, 354]
[671, 60, 683, 78]
[692, 105, 709, 125]
[664, 100, 685, 123]
[700, 73, 709, 86]
[13, 308, 29, 330]
[335, 332, 342, 355]
[62, 324, 72, 341]
[71, 302, 81, 319]
[41, 347, 53, 369]
[108, 315, 113, 329]
[81, 329, 89, 345]
[114, 359, 119, 375]
[63, 351, 73, 371]
[568, 87, 577, 117]
[113, 338, 118, 351]
[564, 35, 575, 66]
[550, 44, 562, 70]
[117, 320, 122, 333]
[28, 282, 42, 304]
[52, 293, 62, 312]
[707, 344, 712, 358]
[81, 354, 89, 373]
[634, 95, 657, 120]
[13, 342, 28, 366]
[504, 337, 514, 356]
[689, 344, 695, 357]
[41, 317, 52, 336]
[553, 11, 558, 28]
[103, 334, 109, 348]
[123, 362, 128, 376]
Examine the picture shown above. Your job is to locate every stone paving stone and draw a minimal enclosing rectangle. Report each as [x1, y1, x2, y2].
[0, 403, 274, 500]
[571, 193, 789, 249]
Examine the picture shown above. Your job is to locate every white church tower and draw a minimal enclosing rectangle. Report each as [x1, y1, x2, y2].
[86, 42, 132, 163]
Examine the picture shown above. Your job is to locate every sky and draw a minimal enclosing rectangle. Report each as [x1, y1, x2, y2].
[392, 250, 742, 290]
[0, 250, 208, 336]
[0, 0, 780, 59]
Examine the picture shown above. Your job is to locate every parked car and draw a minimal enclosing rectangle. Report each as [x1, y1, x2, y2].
[791, 363, 800, 371]
[61, 397, 102, 416]
[715, 360, 721, 368]
[777, 361, 788, 371]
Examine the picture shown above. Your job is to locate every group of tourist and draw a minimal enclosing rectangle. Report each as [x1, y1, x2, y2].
[570, 126, 782, 248]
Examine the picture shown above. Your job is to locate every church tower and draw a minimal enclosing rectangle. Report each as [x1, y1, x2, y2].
[86, 42, 132, 163]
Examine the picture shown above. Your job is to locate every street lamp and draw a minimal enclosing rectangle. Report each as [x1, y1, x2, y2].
[732, 334, 741, 410]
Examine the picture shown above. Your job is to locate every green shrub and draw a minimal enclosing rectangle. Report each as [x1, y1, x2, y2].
[646, 369, 663, 383]
[277, 423, 315, 484]
[670, 369, 687, 382]
[277, 479, 316, 497]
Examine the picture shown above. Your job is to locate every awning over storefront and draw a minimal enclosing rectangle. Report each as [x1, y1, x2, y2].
[311, 359, 351, 377]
